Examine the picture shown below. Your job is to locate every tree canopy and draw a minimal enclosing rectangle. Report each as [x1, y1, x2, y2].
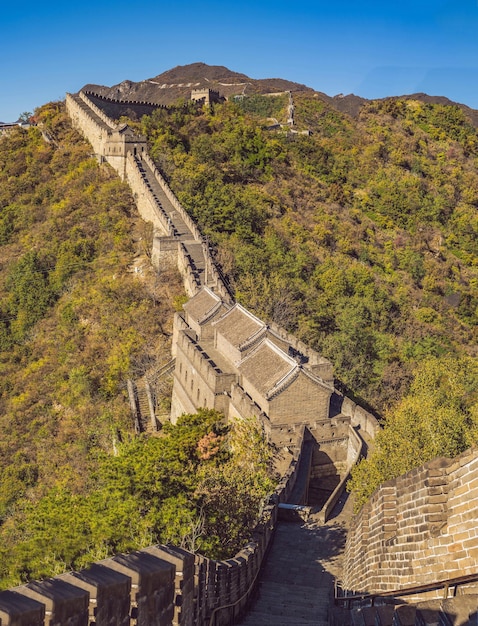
[348, 355, 478, 508]
[0, 409, 275, 588]
[139, 95, 477, 413]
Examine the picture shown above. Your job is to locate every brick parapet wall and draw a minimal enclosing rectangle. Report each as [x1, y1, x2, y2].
[142, 153, 203, 241]
[79, 91, 118, 130]
[338, 392, 380, 439]
[0, 433, 303, 626]
[83, 91, 169, 120]
[343, 447, 478, 595]
[174, 329, 237, 391]
[124, 153, 171, 233]
[267, 321, 333, 380]
[66, 93, 108, 155]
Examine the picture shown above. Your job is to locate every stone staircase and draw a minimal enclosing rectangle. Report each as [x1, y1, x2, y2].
[137, 158, 207, 283]
[128, 359, 176, 434]
[135, 381, 157, 433]
[332, 595, 478, 625]
[238, 495, 351, 626]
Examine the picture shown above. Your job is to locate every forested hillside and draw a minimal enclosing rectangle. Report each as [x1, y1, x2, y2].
[1, 86, 478, 585]
[136, 92, 478, 501]
[0, 104, 274, 588]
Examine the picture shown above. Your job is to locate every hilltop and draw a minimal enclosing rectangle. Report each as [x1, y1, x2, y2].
[83, 61, 313, 105]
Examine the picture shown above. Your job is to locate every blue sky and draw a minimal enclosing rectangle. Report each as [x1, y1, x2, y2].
[1, 0, 478, 121]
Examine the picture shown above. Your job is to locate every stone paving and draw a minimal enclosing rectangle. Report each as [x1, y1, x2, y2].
[238, 494, 353, 625]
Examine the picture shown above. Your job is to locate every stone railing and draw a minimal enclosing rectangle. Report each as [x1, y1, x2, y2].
[0, 429, 307, 626]
[342, 446, 478, 595]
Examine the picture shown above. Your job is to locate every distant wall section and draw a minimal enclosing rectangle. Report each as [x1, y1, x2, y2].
[83, 91, 167, 120]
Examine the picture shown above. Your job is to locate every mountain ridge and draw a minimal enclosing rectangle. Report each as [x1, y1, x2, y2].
[82, 62, 478, 125]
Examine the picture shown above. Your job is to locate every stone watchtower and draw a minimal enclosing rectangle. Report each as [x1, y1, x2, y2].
[65, 92, 147, 180]
[191, 89, 221, 105]
[170, 286, 335, 442]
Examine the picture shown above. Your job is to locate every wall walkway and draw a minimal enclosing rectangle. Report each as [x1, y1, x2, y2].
[238, 501, 350, 626]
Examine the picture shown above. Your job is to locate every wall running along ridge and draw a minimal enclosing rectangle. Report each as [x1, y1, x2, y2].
[61, 89, 478, 619]
[8, 89, 461, 626]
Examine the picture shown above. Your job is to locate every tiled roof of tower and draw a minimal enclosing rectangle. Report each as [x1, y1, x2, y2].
[212, 303, 266, 349]
[183, 287, 224, 324]
[238, 339, 298, 398]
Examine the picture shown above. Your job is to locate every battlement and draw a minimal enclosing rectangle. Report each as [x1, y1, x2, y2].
[343, 447, 478, 595]
[0, 429, 308, 626]
[83, 90, 170, 121]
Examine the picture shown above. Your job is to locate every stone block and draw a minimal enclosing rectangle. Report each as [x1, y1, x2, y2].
[101, 550, 175, 626]
[0, 589, 45, 626]
[452, 483, 469, 497]
[458, 506, 478, 523]
[15, 578, 89, 626]
[60, 563, 131, 626]
[427, 494, 448, 505]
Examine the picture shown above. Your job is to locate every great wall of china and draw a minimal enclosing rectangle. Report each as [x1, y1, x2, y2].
[1, 91, 478, 625]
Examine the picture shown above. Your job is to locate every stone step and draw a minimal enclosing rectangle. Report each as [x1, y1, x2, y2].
[250, 596, 329, 616]
[342, 594, 478, 626]
[254, 583, 330, 603]
[238, 607, 329, 625]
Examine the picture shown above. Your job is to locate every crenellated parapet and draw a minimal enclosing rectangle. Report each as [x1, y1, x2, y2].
[343, 447, 478, 595]
[0, 430, 307, 626]
[83, 91, 170, 120]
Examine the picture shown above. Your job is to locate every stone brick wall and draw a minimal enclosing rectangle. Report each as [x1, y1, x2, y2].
[124, 153, 171, 233]
[267, 372, 331, 424]
[66, 92, 108, 156]
[170, 328, 237, 421]
[343, 447, 478, 594]
[67, 91, 232, 302]
[83, 91, 168, 121]
[338, 392, 380, 439]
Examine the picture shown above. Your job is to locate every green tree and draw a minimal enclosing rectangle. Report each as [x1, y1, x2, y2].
[348, 356, 478, 508]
